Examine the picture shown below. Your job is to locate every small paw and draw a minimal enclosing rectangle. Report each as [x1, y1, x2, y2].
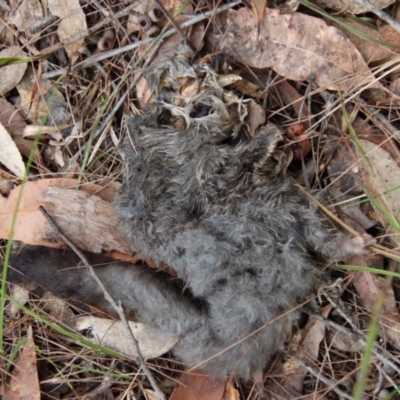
[350, 234, 376, 252]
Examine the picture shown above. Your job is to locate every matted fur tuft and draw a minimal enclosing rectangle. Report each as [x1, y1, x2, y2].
[117, 55, 370, 379]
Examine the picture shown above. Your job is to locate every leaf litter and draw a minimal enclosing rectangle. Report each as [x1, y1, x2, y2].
[1, 0, 400, 399]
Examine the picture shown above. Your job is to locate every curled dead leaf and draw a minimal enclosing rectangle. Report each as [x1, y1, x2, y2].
[0, 46, 27, 95]
[0, 122, 25, 178]
[70, 316, 179, 359]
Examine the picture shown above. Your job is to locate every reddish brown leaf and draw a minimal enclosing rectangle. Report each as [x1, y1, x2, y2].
[170, 371, 225, 400]
[282, 316, 325, 394]
[9, 326, 40, 400]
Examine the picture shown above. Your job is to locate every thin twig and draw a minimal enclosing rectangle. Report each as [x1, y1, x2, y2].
[154, 0, 196, 51]
[64, 0, 241, 169]
[38, 206, 166, 400]
[312, 304, 400, 376]
[290, 355, 353, 400]
[38, 2, 143, 57]
[359, 98, 400, 139]
[354, 0, 400, 33]
[41, 0, 241, 80]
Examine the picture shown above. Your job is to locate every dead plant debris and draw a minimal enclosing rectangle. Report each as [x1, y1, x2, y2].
[1, 0, 400, 399]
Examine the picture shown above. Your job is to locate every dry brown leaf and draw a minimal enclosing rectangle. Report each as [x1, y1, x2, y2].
[0, 1, 12, 42]
[0, 179, 135, 255]
[48, 0, 87, 62]
[357, 139, 400, 247]
[380, 314, 400, 350]
[170, 371, 225, 400]
[0, 46, 27, 95]
[327, 328, 364, 352]
[273, 80, 315, 125]
[336, 21, 396, 63]
[248, 100, 266, 136]
[213, 8, 379, 92]
[349, 253, 400, 351]
[350, 255, 396, 314]
[9, 0, 43, 35]
[282, 316, 325, 394]
[327, 140, 364, 195]
[355, 119, 400, 166]
[70, 316, 179, 359]
[244, 0, 267, 24]
[0, 98, 38, 158]
[316, 0, 395, 14]
[9, 326, 40, 400]
[136, 73, 153, 110]
[17, 67, 70, 124]
[0, 122, 25, 178]
[379, 24, 400, 48]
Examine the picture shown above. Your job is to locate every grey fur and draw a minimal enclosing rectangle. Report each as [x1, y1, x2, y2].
[4, 53, 373, 388]
[117, 55, 372, 379]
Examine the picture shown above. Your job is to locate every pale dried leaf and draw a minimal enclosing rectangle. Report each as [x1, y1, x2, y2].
[0, 122, 25, 178]
[9, 326, 40, 400]
[48, 0, 87, 61]
[0, 98, 34, 158]
[9, 0, 43, 35]
[0, 46, 27, 95]
[8, 285, 31, 318]
[357, 139, 400, 247]
[136, 74, 153, 110]
[315, 0, 395, 14]
[71, 316, 179, 359]
[248, 100, 266, 136]
[213, 8, 380, 91]
[42, 291, 76, 320]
